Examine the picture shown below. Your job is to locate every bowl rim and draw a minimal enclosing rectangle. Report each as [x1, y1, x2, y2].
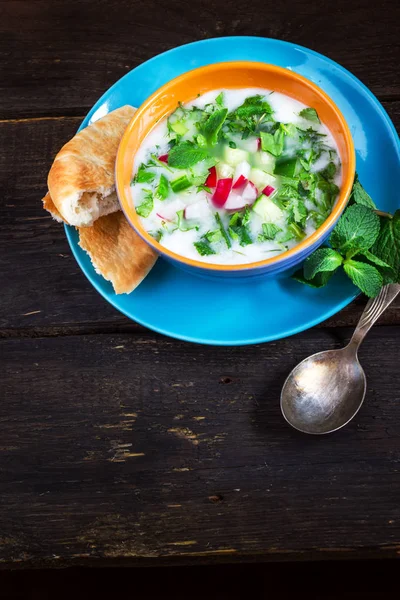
[116, 60, 356, 271]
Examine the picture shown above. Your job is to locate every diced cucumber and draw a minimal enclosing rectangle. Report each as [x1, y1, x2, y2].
[170, 121, 188, 136]
[274, 157, 300, 177]
[249, 168, 279, 191]
[223, 147, 250, 167]
[253, 194, 284, 222]
[253, 151, 276, 173]
[216, 162, 234, 179]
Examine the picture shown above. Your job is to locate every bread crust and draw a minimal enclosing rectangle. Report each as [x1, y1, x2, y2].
[78, 211, 158, 294]
[47, 105, 135, 226]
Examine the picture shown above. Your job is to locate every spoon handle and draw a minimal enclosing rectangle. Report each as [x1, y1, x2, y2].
[349, 283, 400, 351]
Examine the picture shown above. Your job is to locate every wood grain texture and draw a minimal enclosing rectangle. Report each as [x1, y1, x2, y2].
[0, 0, 399, 118]
[1, 109, 400, 333]
[1, 328, 400, 567]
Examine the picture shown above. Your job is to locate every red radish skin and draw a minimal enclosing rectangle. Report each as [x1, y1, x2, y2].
[233, 174, 248, 189]
[233, 161, 251, 188]
[212, 178, 233, 207]
[257, 138, 261, 150]
[156, 212, 173, 222]
[158, 154, 169, 163]
[205, 166, 217, 188]
[262, 185, 275, 197]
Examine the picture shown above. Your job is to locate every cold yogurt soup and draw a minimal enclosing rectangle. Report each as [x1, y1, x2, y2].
[130, 88, 342, 264]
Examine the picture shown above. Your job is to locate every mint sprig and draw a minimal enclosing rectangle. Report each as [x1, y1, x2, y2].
[293, 176, 400, 298]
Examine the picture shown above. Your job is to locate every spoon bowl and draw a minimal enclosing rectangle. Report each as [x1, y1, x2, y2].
[281, 284, 400, 434]
[281, 347, 366, 434]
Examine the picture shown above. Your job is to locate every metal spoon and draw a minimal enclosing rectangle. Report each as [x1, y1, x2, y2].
[281, 283, 400, 434]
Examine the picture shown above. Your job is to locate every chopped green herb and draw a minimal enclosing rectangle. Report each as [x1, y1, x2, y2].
[199, 108, 228, 146]
[215, 213, 231, 248]
[194, 241, 216, 256]
[299, 107, 320, 123]
[136, 190, 154, 217]
[155, 174, 169, 201]
[288, 222, 306, 240]
[215, 92, 224, 107]
[168, 141, 209, 169]
[260, 126, 285, 157]
[176, 210, 198, 232]
[274, 157, 299, 177]
[205, 229, 222, 243]
[228, 141, 237, 149]
[133, 164, 155, 184]
[258, 223, 282, 241]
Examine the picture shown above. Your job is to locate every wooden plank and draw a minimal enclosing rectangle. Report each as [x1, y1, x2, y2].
[1, 108, 400, 333]
[1, 328, 400, 566]
[0, 0, 399, 118]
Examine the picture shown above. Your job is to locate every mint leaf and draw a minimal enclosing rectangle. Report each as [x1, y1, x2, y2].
[299, 108, 320, 123]
[358, 250, 393, 270]
[155, 174, 169, 200]
[371, 210, 400, 281]
[350, 174, 376, 209]
[215, 213, 231, 248]
[356, 249, 396, 284]
[168, 141, 209, 169]
[258, 223, 282, 241]
[304, 247, 343, 280]
[343, 260, 382, 297]
[330, 205, 380, 253]
[133, 164, 155, 184]
[200, 108, 228, 146]
[194, 241, 215, 256]
[292, 269, 334, 288]
[136, 191, 153, 217]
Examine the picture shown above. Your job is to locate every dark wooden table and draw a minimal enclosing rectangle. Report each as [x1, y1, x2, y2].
[1, 0, 400, 572]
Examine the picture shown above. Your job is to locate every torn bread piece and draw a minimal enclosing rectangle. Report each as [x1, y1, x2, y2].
[48, 105, 136, 227]
[78, 211, 158, 294]
[42, 192, 66, 223]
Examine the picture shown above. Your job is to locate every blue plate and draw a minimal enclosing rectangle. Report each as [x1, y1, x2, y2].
[65, 37, 400, 346]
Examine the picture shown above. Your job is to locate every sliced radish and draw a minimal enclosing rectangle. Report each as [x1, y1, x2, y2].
[241, 137, 259, 153]
[232, 161, 251, 189]
[224, 192, 248, 210]
[212, 178, 233, 207]
[241, 181, 258, 204]
[156, 199, 185, 221]
[205, 166, 217, 188]
[158, 154, 169, 163]
[257, 137, 261, 150]
[185, 201, 212, 221]
[262, 185, 275, 197]
[156, 212, 173, 222]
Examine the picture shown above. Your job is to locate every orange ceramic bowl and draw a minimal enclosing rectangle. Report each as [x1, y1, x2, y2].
[116, 61, 355, 278]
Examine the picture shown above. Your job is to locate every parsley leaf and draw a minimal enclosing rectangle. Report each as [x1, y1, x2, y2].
[343, 260, 383, 298]
[199, 108, 228, 146]
[136, 190, 154, 217]
[330, 205, 380, 253]
[176, 210, 198, 232]
[299, 107, 320, 123]
[303, 247, 343, 280]
[260, 127, 285, 157]
[133, 164, 155, 184]
[258, 223, 282, 241]
[168, 141, 209, 169]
